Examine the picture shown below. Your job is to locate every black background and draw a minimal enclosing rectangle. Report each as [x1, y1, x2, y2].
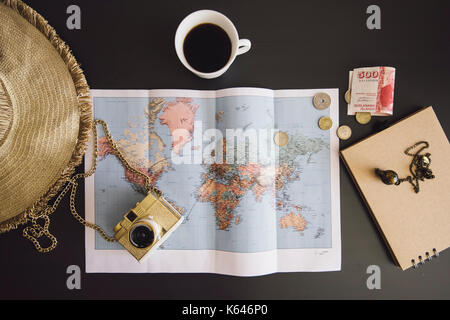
[0, 0, 449, 299]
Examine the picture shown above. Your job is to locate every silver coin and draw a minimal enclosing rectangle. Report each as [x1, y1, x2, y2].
[313, 92, 331, 110]
[337, 125, 352, 140]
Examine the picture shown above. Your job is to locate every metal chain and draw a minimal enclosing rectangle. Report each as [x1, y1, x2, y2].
[397, 141, 432, 193]
[404, 141, 429, 157]
[23, 119, 162, 252]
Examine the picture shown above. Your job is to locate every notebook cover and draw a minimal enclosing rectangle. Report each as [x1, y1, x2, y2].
[341, 107, 450, 270]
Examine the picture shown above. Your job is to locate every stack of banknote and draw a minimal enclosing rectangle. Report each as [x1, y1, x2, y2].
[346, 66, 396, 116]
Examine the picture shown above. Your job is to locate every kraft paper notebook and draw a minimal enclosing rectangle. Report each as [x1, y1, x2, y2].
[341, 106, 450, 270]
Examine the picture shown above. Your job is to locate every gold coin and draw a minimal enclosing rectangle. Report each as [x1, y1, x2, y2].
[318, 116, 333, 130]
[344, 89, 351, 104]
[274, 131, 289, 146]
[337, 125, 352, 140]
[355, 112, 371, 124]
[313, 92, 331, 110]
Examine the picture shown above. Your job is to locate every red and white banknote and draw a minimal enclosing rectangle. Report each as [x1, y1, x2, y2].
[347, 66, 396, 116]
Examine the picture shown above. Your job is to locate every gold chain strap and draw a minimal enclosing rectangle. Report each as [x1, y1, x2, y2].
[23, 119, 162, 252]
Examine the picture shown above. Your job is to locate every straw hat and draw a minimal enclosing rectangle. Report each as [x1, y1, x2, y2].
[0, 0, 92, 232]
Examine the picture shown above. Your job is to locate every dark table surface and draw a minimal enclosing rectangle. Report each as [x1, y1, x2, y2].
[1, 0, 449, 299]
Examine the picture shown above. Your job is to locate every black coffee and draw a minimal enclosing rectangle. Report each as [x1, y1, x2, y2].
[183, 23, 232, 73]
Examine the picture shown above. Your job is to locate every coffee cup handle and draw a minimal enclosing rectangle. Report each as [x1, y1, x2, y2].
[237, 39, 251, 55]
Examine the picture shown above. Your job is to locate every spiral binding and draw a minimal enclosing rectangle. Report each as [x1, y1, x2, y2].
[411, 248, 439, 269]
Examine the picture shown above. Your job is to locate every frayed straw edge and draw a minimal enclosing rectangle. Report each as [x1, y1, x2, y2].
[0, 0, 93, 233]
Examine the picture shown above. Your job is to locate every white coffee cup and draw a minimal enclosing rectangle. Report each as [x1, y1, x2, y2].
[174, 10, 251, 79]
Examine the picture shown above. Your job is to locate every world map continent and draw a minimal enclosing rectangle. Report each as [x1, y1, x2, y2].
[97, 97, 327, 233]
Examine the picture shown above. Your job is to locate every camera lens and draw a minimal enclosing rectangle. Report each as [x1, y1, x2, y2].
[129, 224, 154, 248]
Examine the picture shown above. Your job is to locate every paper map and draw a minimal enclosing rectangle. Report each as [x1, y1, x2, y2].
[85, 88, 341, 276]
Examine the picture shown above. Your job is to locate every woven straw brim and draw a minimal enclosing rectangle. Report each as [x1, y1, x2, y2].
[0, 0, 92, 232]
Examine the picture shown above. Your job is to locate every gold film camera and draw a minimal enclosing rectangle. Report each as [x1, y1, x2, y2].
[113, 191, 184, 262]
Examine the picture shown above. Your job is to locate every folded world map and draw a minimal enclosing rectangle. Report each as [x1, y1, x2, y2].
[85, 88, 341, 276]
